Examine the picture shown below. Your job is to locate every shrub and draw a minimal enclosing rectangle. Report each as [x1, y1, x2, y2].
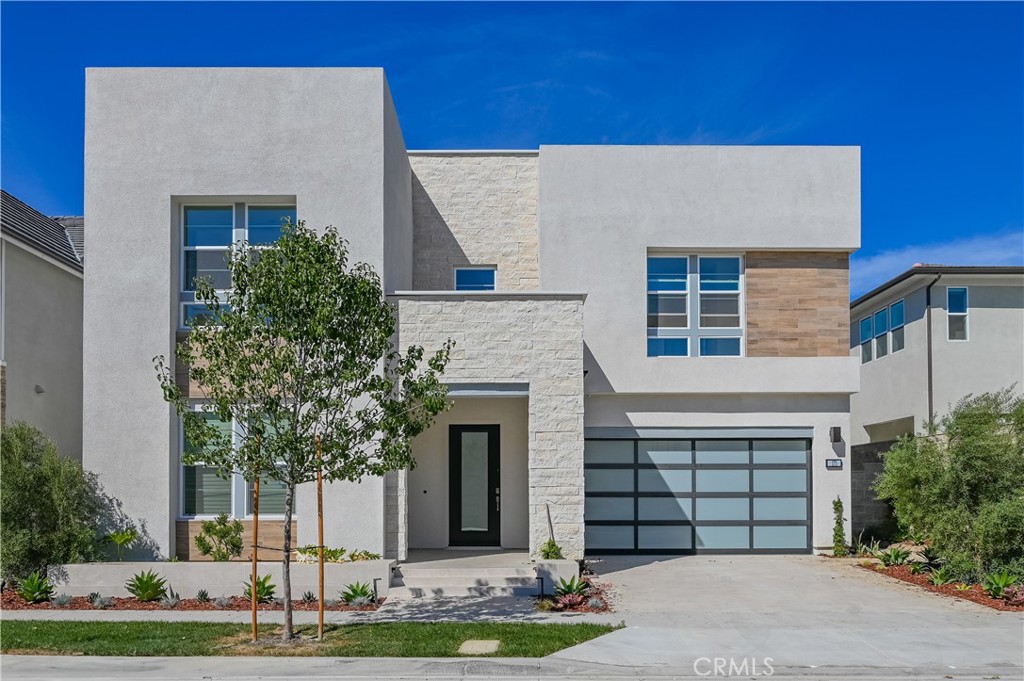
[104, 528, 138, 561]
[539, 539, 564, 560]
[0, 423, 104, 581]
[535, 598, 556, 612]
[920, 545, 944, 570]
[556, 593, 586, 609]
[196, 589, 210, 603]
[908, 562, 927, 575]
[194, 514, 244, 562]
[982, 570, 1017, 599]
[875, 389, 1024, 578]
[243, 574, 276, 603]
[340, 581, 374, 604]
[929, 565, 955, 586]
[125, 570, 167, 602]
[51, 594, 73, 608]
[877, 547, 911, 567]
[833, 497, 848, 557]
[296, 545, 346, 563]
[554, 576, 590, 597]
[347, 550, 381, 562]
[16, 571, 54, 603]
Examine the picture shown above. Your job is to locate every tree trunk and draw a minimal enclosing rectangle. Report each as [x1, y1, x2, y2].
[281, 481, 295, 641]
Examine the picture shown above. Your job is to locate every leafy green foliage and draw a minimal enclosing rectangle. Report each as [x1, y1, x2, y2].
[301, 590, 317, 604]
[554, 576, 591, 597]
[875, 389, 1024, 580]
[243, 574, 276, 603]
[540, 539, 565, 560]
[104, 528, 137, 561]
[954, 583, 972, 591]
[0, 423, 103, 581]
[154, 221, 452, 640]
[982, 570, 1018, 599]
[196, 589, 210, 603]
[16, 571, 54, 603]
[194, 514, 244, 561]
[908, 562, 927, 575]
[347, 550, 381, 561]
[833, 496, 849, 557]
[296, 545, 346, 563]
[877, 547, 911, 566]
[125, 570, 167, 602]
[929, 565, 955, 586]
[340, 581, 374, 604]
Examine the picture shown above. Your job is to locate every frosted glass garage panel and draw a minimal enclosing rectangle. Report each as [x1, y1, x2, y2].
[585, 525, 634, 550]
[753, 470, 807, 493]
[753, 440, 807, 464]
[585, 469, 634, 493]
[584, 440, 634, 464]
[695, 525, 750, 550]
[585, 497, 634, 521]
[754, 526, 809, 549]
[638, 497, 693, 521]
[696, 497, 750, 521]
[695, 440, 749, 464]
[639, 526, 693, 550]
[638, 440, 692, 465]
[753, 497, 808, 521]
[695, 469, 749, 493]
[638, 469, 691, 493]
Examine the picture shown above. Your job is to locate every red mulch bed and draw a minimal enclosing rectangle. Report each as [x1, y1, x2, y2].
[538, 577, 613, 613]
[0, 590, 382, 612]
[861, 564, 1024, 612]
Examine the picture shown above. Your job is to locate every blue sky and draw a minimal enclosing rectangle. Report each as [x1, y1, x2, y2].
[2, 2, 1021, 296]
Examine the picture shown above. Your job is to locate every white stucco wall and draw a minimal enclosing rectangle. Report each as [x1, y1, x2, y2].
[538, 145, 861, 397]
[84, 68, 409, 557]
[1, 241, 83, 459]
[407, 397, 530, 550]
[585, 393, 852, 550]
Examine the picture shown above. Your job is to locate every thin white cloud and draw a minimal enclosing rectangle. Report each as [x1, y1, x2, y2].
[851, 229, 1024, 297]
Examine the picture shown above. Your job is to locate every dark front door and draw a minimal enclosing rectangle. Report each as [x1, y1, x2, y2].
[449, 425, 501, 546]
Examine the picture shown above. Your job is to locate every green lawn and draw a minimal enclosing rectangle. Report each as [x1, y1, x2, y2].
[0, 620, 617, 657]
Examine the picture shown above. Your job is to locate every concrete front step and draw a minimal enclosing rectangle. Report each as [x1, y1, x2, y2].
[394, 566, 536, 579]
[392, 576, 537, 588]
[387, 584, 539, 598]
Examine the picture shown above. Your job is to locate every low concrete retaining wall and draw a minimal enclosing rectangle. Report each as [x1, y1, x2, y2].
[52, 560, 395, 599]
[534, 560, 579, 595]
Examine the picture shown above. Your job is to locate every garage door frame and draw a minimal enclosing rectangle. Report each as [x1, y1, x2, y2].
[584, 437, 813, 555]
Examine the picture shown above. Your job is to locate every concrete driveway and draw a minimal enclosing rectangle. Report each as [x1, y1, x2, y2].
[552, 554, 1024, 676]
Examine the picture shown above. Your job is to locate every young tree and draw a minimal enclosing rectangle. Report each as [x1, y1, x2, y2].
[155, 221, 451, 640]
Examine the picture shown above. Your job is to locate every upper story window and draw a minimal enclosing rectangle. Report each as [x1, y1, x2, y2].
[947, 287, 968, 341]
[454, 266, 496, 291]
[647, 254, 743, 357]
[180, 203, 296, 328]
[859, 298, 905, 364]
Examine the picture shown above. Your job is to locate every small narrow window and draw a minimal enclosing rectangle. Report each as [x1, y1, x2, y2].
[947, 287, 968, 341]
[454, 267, 496, 291]
[890, 299, 906, 352]
[874, 308, 889, 358]
[699, 337, 741, 357]
[859, 317, 873, 363]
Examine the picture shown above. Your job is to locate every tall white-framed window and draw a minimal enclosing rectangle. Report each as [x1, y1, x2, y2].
[947, 287, 968, 341]
[179, 404, 288, 519]
[180, 203, 296, 328]
[646, 254, 744, 357]
[858, 316, 873, 364]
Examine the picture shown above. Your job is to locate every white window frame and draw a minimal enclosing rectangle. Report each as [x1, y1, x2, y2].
[453, 265, 497, 291]
[647, 254, 691, 357]
[696, 255, 745, 357]
[178, 403, 286, 520]
[947, 287, 969, 342]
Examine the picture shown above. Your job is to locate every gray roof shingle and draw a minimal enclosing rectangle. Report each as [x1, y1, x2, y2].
[53, 215, 85, 261]
[1, 190, 83, 272]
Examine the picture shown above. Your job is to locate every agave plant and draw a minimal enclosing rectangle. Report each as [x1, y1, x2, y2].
[17, 572, 54, 603]
[556, 593, 586, 609]
[929, 565, 955, 586]
[340, 581, 374, 604]
[982, 571, 1018, 599]
[554, 576, 591, 597]
[242, 574, 276, 604]
[876, 547, 911, 567]
[125, 570, 167, 602]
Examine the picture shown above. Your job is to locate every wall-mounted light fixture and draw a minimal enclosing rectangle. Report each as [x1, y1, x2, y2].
[34, 385, 45, 394]
[826, 459, 843, 470]
[829, 426, 842, 443]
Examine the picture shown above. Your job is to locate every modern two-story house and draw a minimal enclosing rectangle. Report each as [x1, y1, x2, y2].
[849, 264, 1024, 535]
[83, 68, 860, 560]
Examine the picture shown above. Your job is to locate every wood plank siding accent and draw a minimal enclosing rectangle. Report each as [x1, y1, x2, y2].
[745, 252, 850, 357]
[175, 520, 297, 561]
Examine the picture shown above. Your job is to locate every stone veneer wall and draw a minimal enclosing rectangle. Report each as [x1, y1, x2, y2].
[745, 252, 850, 357]
[394, 294, 585, 557]
[383, 470, 407, 561]
[409, 154, 539, 291]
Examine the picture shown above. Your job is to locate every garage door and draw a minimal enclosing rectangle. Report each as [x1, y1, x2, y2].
[584, 438, 811, 554]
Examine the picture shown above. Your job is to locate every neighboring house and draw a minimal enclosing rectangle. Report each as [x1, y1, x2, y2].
[849, 264, 1024, 536]
[0, 189, 84, 460]
[83, 68, 860, 560]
